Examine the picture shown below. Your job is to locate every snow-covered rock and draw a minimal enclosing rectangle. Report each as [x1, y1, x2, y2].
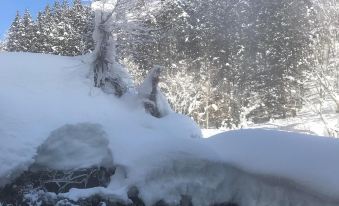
[32, 123, 113, 171]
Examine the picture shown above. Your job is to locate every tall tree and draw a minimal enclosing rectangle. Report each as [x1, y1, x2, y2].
[35, 5, 55, 53]
[6, 11, 22, 52]
[68, 0, 94, 55]
[20, 9, 35, 52]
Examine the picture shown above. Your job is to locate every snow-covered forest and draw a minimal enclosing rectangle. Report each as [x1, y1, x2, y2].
[1, 0, 339, 135]
[3, 0, 94, 56]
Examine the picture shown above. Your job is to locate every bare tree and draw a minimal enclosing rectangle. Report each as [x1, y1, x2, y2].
[137, 66, 172, 118]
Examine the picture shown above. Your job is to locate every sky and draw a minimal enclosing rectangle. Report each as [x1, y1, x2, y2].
[0, 0, 89, 40]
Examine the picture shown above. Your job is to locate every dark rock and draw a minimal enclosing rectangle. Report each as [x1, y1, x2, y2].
[180, 195, 193, 206]
[212, 203, 238, 206]
[127, 186, 145, 206]
[0, 166, 115, 206]
[0, 167, 239, 206]
[153, 200, 170, 206]
[76, 195, 129, 206]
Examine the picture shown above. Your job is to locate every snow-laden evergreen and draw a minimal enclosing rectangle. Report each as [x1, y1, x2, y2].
[4, 0, 94, 56]
[6, 11, 22, 52]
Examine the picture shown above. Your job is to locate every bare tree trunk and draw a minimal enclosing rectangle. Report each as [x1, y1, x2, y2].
[138, 66, 171, 118]
[144, 67, 162, 118]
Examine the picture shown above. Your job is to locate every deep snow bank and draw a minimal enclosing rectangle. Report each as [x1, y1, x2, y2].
[207, 129, 339, 202]
[1, 52, 339, 206]
[0, 52, 201, 183]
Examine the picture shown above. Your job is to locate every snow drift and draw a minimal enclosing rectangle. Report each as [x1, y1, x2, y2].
[0, 52, 339, 206]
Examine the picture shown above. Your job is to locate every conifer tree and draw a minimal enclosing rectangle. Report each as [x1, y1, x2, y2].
[52, 0, 71, 55]
[20, 10, 35, 52]
[6, 11, 22, 52]
[38, 5, 55, 53]
[73, 0, 95, 55]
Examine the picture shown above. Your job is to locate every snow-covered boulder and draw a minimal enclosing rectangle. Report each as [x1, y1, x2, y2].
[32, 123, 113, 171]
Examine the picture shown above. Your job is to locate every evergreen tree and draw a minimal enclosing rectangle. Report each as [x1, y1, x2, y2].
[6, 11, 22, 52]
[36, 5, 55, 53]
[5, 0, 94, 56]
[19, 9, 35, 52]
[0, 40, 6, 52]
[51, 0, 71, 55]
[67, 0, 94, 55]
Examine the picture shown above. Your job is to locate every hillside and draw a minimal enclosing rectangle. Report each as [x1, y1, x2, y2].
[0, 52, 339, 206]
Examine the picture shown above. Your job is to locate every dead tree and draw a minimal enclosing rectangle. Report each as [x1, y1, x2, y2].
[138, 66, 171, 118]
[92, 0, 133, 97]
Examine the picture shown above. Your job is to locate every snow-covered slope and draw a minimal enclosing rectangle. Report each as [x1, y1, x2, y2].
[1, 52, 339, 206]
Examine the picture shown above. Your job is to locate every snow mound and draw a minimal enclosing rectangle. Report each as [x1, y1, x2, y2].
[135, 158, 337, 206]
[1, 52, 339, 206]
[207, 129, 339, 202]
[0, 52, 202, 187]
[32, 123, 113, 171]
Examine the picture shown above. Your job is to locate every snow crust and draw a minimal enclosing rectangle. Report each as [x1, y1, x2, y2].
[1, 52, 339, 205]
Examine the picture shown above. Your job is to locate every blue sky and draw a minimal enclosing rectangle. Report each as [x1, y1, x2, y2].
[0, 0, 89, 40]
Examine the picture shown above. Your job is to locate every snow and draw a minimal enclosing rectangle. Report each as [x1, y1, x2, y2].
[137, 66, 173, 117]
[92, 0, 117, 12]
[207, 129, 339, 201]
[32, 123, 113, 171]
[1, 52, 339, 205]
[0, 52, 202, 186]
[202, 128, 228, 138]
[246, 108, 339, 137]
